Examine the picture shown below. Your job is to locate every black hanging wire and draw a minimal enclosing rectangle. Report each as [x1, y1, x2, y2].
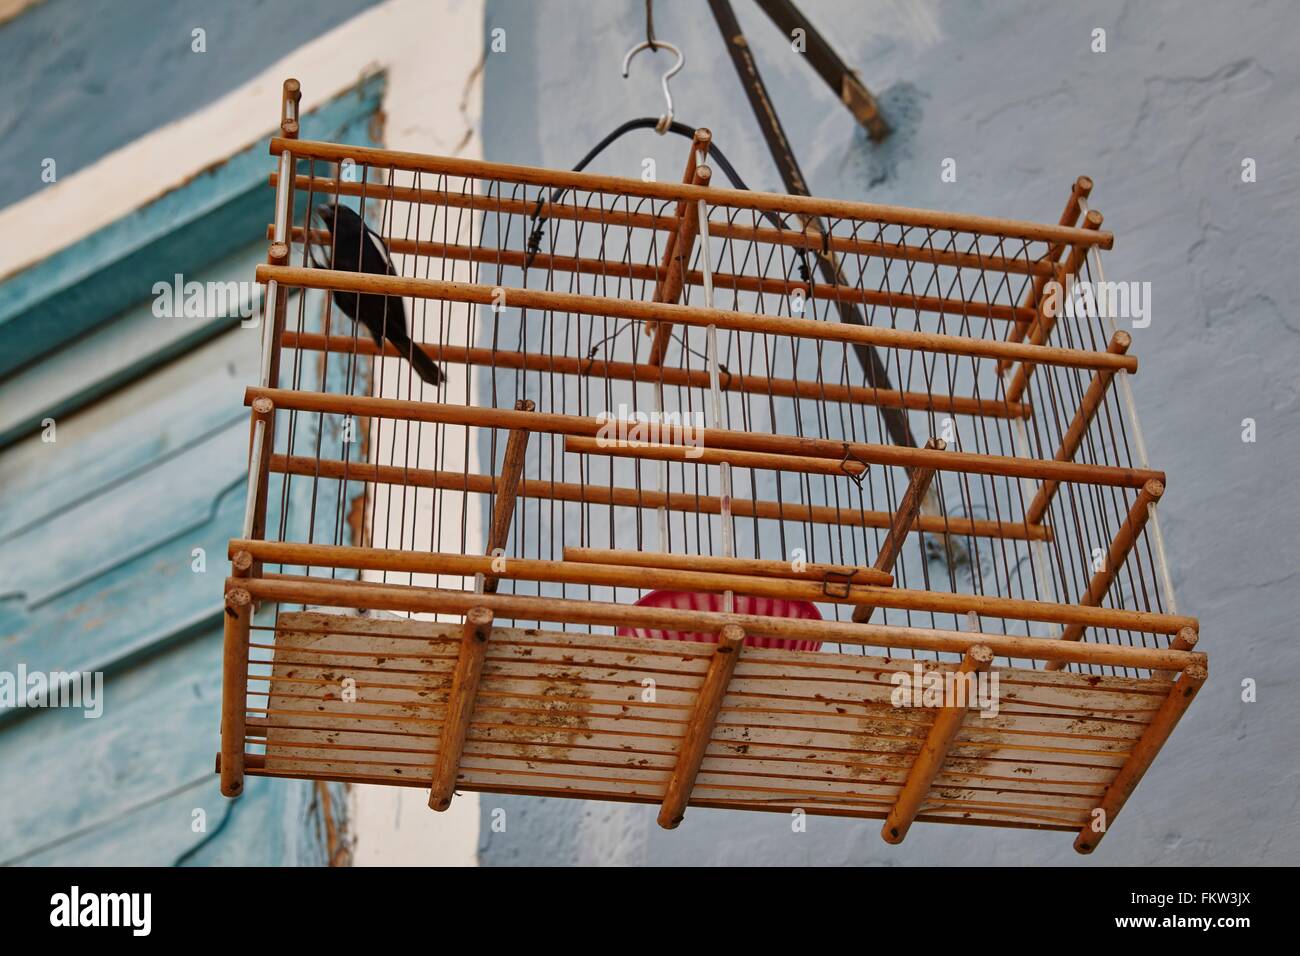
[523, 118, 808, 276]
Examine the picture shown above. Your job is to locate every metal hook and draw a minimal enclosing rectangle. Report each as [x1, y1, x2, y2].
[621, 40, 684, 134]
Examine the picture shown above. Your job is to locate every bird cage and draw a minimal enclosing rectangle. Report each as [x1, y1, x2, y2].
[219, 80, 1206, 853]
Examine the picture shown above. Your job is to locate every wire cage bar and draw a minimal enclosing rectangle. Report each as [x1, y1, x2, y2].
[218, 80, 1205, 853]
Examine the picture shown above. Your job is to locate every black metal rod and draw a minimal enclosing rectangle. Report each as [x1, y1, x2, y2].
[707, 0, 915, 450]
[753, 0, 890, 140]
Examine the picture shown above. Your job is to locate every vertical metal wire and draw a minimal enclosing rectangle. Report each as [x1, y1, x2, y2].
[696, 197, 734, 615]
[1079, 199, 1179, 616]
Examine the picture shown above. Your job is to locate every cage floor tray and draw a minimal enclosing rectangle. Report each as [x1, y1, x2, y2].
[246, 611, 1179, 839]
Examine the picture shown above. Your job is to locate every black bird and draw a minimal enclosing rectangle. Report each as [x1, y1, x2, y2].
[313, 203, 443, 387]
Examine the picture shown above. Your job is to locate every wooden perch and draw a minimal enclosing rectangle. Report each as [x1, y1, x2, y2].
[564, 546, 893, 587]
[658, 624, 746, 828]
[429, 607, 495, 811]
[882, 644, 994, 844]
[854, 437, 944, 623]
[482, 399, 533, 593]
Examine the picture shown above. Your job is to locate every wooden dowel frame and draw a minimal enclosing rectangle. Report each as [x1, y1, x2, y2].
[230, 574, 1205, 672]
[882, 644, 993, 844]
[1045, 478, 1168, 670]
[1152, 627, 1199, 682]
[649, 136, 712, 365]
[428, 607, 495, 811]
[566, 434, 866, 479]
[281, 330, 1033, 421]
[255, 265, 1139, 377]
[247, 398, 275, 567]
[229, 540, 1198, 636]
[275, 173, 1061, 280]
[279, 225, 1038, 327]
[853, 437, 943, 624]
[1024, 331, 1131, 526]
[1004, 210, 1104, 400]
[1073, 662, 1206, 853]
[658, 623, 745, 829]
[220, 587, 253, 798]
[247, 386, 1162, 490]
[269, 452, 1051, 543]
[483, 399, 533, 593]
[272, 137, 1116, 250]
[1005, 175, 1092, 351]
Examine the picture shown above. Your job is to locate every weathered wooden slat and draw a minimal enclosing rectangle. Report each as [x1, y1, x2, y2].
[429, 607, 495, 810]
[658, 625, 745, 828]
[255, 613, 1184, 836]
[883, 646, 994, 843]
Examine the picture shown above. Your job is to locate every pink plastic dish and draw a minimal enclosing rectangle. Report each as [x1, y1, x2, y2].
[616, 589, 823, 652]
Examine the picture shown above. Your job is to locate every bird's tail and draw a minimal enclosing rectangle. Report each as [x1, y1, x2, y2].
[388, 330, 443, 387]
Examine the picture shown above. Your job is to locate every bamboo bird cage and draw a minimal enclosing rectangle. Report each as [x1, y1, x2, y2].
[218, 80, 1206, 853]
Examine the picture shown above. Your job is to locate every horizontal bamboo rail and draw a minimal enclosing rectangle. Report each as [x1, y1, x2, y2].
[248, 387, 1161, 489]
[256, 265, 1139, 375]
[1045, 479, 1168, 670]
[658, 623, 745, 829]
[1073, 662, 1206, 853]
[269, 453, 1050, 542]
[280, 225, 1038, 326]
[428, 607, 494, 811]
[275, 174, 1061, 280]
[882, 644, 993, 843]
[566, 434, 866, 479]
[283, 176, 1070, 286]
[563, 547, 894, 588]
[271, 138, 1116, 249]
[230, 574, 1205, 671]
[230, 540, 1198, 635]
[282, 330, 1032, 420]
[1025, 331, 1132, 525]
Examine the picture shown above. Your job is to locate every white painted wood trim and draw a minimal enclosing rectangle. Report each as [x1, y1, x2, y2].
[0, 0, 484, 278]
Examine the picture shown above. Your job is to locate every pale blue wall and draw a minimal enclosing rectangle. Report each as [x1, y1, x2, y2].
[0, 0, 383, 208]
[475, 0, 1300, 865]
[0, 0, 386, 862]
